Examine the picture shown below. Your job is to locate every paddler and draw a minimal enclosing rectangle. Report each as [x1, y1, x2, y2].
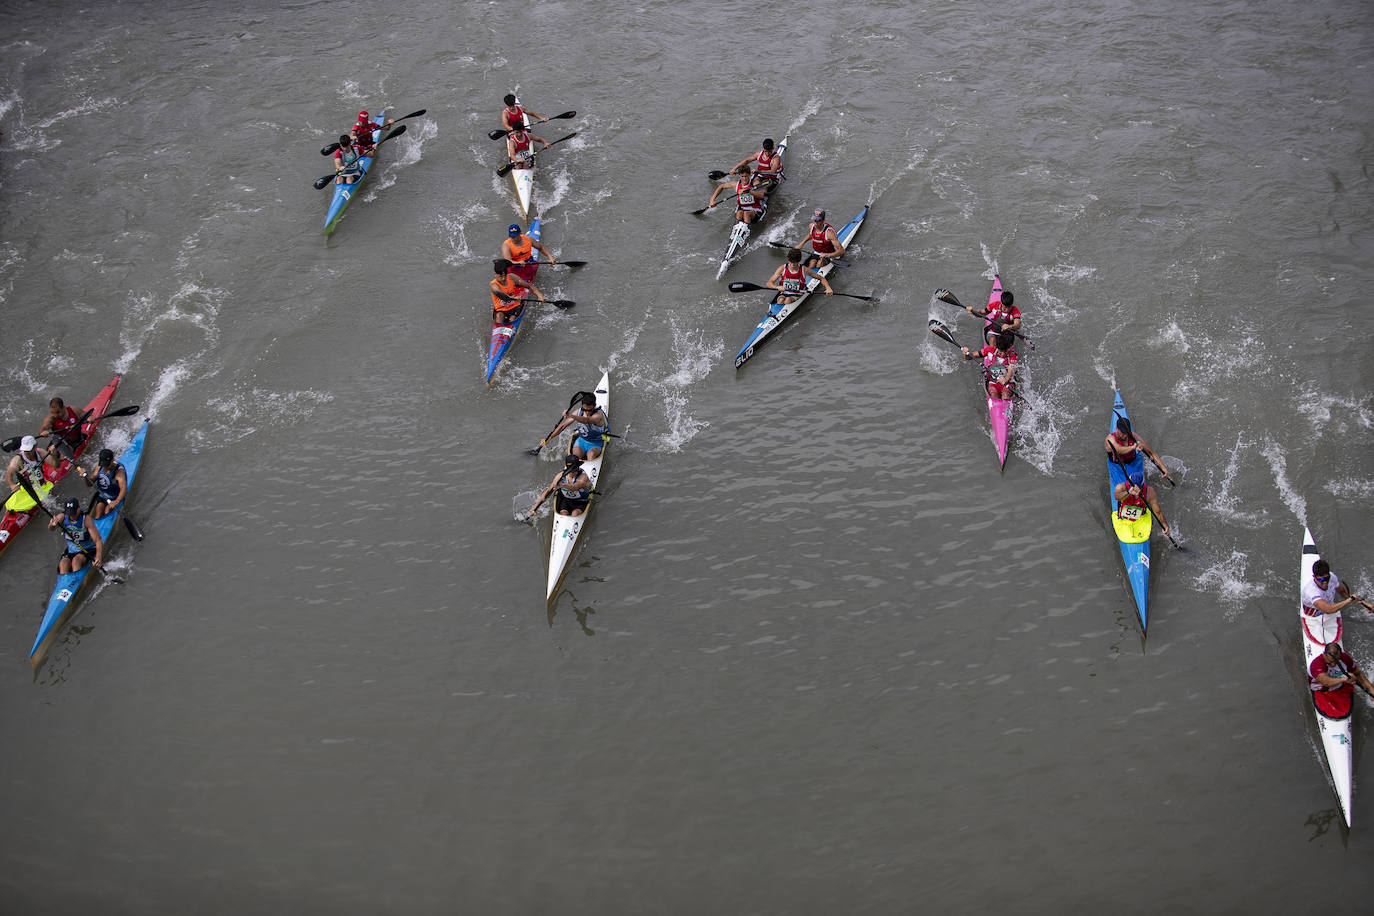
[1105, 416, 1171, 482]
[527, 454, 594, 520]
[49, 497, 103, 574]
[790, 209, 846, 268]
[501, 94, 544, 132]
[490, 258, 546, 326]
[1112, 470, 1172, 539]
[731, 138, 783, 192]
[765, 248, 832, 305]
[1302, 557, 1373, 619]
[544, 392, 609, 461]
[79, 448, 127, 520]
[505, 123, 550, 172]
[333, 135, 365, 185]
[501, 223, 556, 279]
[961, 331, 1018, 401]
[38, 396, 83, 450]
[4, 436, 57, 504]
[1310, 641, 1374, 716]
[963, 287, 1022, 342]
[708, 165, 767, 225]
[349, 110, 393, 156]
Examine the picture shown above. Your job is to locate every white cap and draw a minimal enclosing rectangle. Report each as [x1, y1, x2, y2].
[19, 435, 36, 452]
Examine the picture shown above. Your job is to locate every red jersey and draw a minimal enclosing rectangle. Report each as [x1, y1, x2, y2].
[985, 303, 1022, 329]
[509, 132, 533, 158]
[503, 106, 526, 130]
[736, 179, 761, 211]
[809, 222, 837, 254]
[778, 262, 807, 295]
[756, 148, 781, 176]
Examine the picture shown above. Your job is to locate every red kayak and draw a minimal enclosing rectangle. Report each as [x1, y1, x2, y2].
[0, 374, 122, 561]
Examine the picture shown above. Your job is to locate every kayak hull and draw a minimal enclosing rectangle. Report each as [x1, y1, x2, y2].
[1108, 391, 1151, 630]
[29, 419, 150, 665]
[546, 371, 610, 602]
[485, 219, 540, 386]
[323, 110, 385, 236]
[717, 136, 788, 280]
[0, 374, 121, 562]
[733, 203, 870, 368]
[1300, 527, 1353, 826]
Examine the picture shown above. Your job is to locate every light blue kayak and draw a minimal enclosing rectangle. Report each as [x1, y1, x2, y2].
[1107, 391, 1151, 630]
[485, 219, 541, 386]
[29, 419, 150, 665]
[323, 110, 385, 235]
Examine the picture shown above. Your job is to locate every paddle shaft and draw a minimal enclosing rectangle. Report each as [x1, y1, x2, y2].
[488, 110, 576, 140]
[497, 133, 578, 177]
[727, 280, 873, 301]
[320, 110, 426, 154]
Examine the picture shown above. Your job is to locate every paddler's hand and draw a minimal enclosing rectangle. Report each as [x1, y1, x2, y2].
[822, 285, 833, 296]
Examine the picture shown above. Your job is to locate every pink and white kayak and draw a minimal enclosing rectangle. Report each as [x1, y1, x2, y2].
[984, 275, 1014, 470]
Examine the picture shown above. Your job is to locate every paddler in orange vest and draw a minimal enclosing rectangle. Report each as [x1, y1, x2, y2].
[731, 138, 783, 193]
[790, 209, 846, 268]
[765, 248, 832, 305]
[1105, 416, 1172, 482]
[1112, 470, 1172, 538]
[506, 123, 550, 172]
[489, 258, 546, 326]
[501, 224, 556, 280]
[708, 165, 767, 225]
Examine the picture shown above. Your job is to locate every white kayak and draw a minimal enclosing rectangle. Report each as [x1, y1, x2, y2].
[510, 100, 534, 218]
[546, 371, 610, 602]
[1299, 527, 1354, 826]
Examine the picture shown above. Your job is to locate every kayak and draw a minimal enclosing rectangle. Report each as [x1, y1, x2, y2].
[1299, 527, 1354, 826]
[1107, 390, 1151, 630]
[510, 99, 534, 219]
[716, 135, 788, 280]
[733, 202, 870, 369]
[29, 418, 149, 666]
[323, 109, 385, 236]
[485, 218, 541, 386]
[985, 274, 1014, 470]
[0, 374, 121, 563]
[546, 371, 610, 603]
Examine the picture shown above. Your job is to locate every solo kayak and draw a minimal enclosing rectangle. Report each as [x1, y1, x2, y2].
[1299, 527, 1354, 826]
[1107, 390, 1151, 630]
[0, 374, 121, 562]
[546, 371, 610, 603]
[717, 135, 788, 280]
[485, 218, 541, 386]
[323, 109, 385, 236]
[733, 202, 869, 368]
[29, 418, 149, 666]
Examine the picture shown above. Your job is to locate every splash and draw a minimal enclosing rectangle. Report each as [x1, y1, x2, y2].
[638, 316, 723, 453]
[1014, 371, 1086, 476]
[371, 116, 435, 194]
[1262, 436, 1308, 527]
[1202, 434, 1265, 524]
[1193, 549, 1267, 613]
[786, 95, 823, 136]
[436, 200, 492, 267]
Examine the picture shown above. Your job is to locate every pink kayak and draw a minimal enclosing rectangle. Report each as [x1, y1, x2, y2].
[984, 275, 1014, 470]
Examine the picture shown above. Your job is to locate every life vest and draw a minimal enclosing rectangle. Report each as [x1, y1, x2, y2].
[504, 106, 526, 129]
[736, 179, 760, 210]
[575, 411, 607, 445]
[984, 303, 1020, 330]
[61, 512, 92, 552]
[490, 274, 524, 312]
[509, 133, 533, 160]
[335, 144, 363, 174]
[95, 463, 123, 501]
[756, 148, 780, 176]
[809, 222, 836, 254]
[506, 236, 533, 263]
[50, 406, 80, 436]
[1108, 430, 1139, 463]
[1312, 653, 1351, 691]
[18, 452, 46, 487]
[1117, 480, 1148, 520]
[557, 469, 590, 500]
[779, 262, 807, 295]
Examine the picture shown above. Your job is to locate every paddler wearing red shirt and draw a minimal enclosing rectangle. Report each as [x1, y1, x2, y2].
[964, 288, 1022, 342]
[501, 223, 556, 277]
[37, 396, 82, 449]
[961, 331, 1019, 402]
[765, 248, 831, 305]
[1112, 469, 1172, 538]
[791, 209, 846, 268]
[505, 123, 550, 171]
[731, 138, 783, 192]
[708, 165, 767, 225]
[501, 94, 544, 132]
[349, 110, 393, 155]
[1105, 416, 1171, 482]
[489, 258, 546, 326]
[1310, 641, 1374, 716]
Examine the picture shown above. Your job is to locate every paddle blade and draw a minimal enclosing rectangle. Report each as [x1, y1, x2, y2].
[51, 437, 77, 463]
[1, 436, 19, 452]
[313, 173, 335, 190]
[123, 515, 145, 541]
[488, 128, 509, 140]
[559, 260, 588, 268]
[396, 109, 427, 121]
[496, 160, 515, 177]
[935, 289, 965, 309]
[690, 205, 714, 216]
[547, 110, 577, 121]
[707, 170, 730, 181]
[727, 282, 765, 293]
[99, 405, 140, 420]
[550, 300, 575, 309]
[928, 319, 960, 348]
[320, 142, 340, 156]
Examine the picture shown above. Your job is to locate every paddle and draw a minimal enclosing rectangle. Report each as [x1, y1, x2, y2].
[527, 391, 587, 456]
[707, 169, 735, 182]
[2, 405, 140, 452]
[494, 291, 575, 310]
[765, 241, 851, 269]
[495, 132, 579, 177]
[1111, 409, 1176, 487]
[488, 110, 577, 140]
[537, 260, 588, 269]
[16, 474, 123, 584]
[312, 125, 407, 189]
[690, 193, 739, 216]
[929, 319, 1034, 411]
[727, 280, 876, 302]
[934, 289, 1035, 349]
[319, 110, 427, 155]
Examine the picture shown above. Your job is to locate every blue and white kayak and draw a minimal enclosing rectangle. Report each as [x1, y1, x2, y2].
[716, 135, 788, 280]
[323, 110, 385, 235]
[485, 218, 541, 386]
[733, 202, 871, 369]
[29, 419, 150, 666]
[1107, 391, 1151, 630]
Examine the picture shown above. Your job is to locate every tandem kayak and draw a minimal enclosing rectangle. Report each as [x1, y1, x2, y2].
[485, 218, 541, 386]
[510, 99, 534, 219]
[1107, 390, 1151, 630]
[29, 418, 149, 666]
[1299, 527, 1354, 826]
[0, 374, 121, 563]
[717, 135, 788, 280]
[546, 371, 610, 603]
[733, 202, 870, 369]
[985, 274, 1014, 470]
[323, 109, 385, 236]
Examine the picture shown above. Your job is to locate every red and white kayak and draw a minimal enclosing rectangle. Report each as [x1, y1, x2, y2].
[1299, 527, 1354, 826]
[984, 275, 1014, 469]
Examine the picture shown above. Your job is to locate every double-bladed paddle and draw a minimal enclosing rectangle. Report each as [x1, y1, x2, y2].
[727, 280, 876, 302]
[319, 110, 427, 155]
[312, 125, 407, 189]
[496, 132, 579, 177]
[488, 111, 577, 140]
[524, 391, 622, 456]
[493, 290, 575, 310]
[2, 405, 140, 452]
[765, 241, 850, 269]
[935, 289, 1035, 349]
[15, 474, 124, 583]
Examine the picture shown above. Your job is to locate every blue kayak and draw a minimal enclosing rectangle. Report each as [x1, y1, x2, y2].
[1107, 391, 1151, 630]
[485, 218, 541, 386]
[29, 419, 150, 665]
[323, 110, 385, 235]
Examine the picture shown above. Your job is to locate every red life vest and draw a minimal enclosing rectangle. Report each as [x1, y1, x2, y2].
[509, 133, 532, 158]
[809, 222, 836, 254]
[50, 406, 80, 435]
[1109, 430, 1139, 462]
[756, 148, 780, 176]
[779, 262, 807, 295]
[504, 106, 526, 129]
[736, 179, 760, 210]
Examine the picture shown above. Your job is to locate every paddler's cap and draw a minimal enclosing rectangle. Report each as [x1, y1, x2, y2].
[64, 498, 80, 515]
[564, 454, 581, 467]
[508, 224, 522, 237]
[357, 110, 369, 121]
[812, 209, 825, 221]
[98, 448, 114, 465]
[19, 436, 36, 452]
[1128, 471, 1144, 488]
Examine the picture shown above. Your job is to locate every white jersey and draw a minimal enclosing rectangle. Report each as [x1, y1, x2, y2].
[1301, 573, 1342, 616]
